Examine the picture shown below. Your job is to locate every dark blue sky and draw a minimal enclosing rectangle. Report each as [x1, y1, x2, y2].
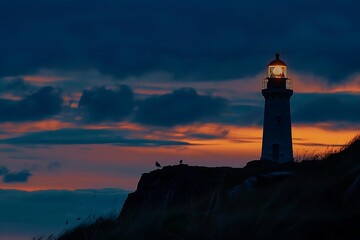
[0, 2, 359, 238]
[0, 0, 359, 81]
[0, 0, 358, 127]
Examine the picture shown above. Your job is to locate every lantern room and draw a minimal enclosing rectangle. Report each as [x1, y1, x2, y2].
[268, 53, 287, 78]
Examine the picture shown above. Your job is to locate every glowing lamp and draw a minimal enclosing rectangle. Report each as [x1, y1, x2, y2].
[268, 53, 287, 78]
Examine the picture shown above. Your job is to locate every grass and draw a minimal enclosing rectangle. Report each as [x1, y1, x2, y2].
[294, 134, 360, 162]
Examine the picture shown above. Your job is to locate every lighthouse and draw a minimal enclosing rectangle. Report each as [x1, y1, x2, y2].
[261, 53, 293, 163]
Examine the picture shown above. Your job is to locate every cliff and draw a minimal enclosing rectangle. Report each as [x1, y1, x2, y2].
[58, 136, 360, 240]
[119, 163, 294, 222]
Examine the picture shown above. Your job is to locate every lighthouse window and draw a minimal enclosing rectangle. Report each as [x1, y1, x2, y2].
[276, 115, 282, 124]
[268, 66, 287, 78]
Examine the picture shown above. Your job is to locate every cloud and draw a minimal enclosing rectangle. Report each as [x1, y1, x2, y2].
[0, 0, 359, 82]
[0, 78, 36, 95]
[0, 86, 63, 122]
[0, 128, 190, 146]
[221, 104, 263, 126]
[2, 169, 32, 183]
[0, 166, 9, 175]
[134, 88, 228, 126]
[187, 130, 230, 140]
[292, 93, 360, 124]
[78, 85, 135, 122]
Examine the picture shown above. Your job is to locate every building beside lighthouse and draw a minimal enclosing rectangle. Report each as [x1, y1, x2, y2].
[261, 53, 293, 163]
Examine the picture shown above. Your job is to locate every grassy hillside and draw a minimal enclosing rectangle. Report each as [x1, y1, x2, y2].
[56, 135, 360, 240]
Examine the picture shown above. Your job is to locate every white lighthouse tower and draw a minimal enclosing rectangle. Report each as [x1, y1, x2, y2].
[261, 53, 293, 163]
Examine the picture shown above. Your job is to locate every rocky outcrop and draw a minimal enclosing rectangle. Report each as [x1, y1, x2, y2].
[118, 163, 297, 224]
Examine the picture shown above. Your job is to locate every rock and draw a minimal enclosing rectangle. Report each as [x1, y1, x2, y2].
[227, 185, 244, 197]
[242, 176, 258, 188]
[227, 177, 257, 198]
[261, 171, 296, 179]
[344, 174, 360, 208]
[245, 160, 281, 169]
[227, 172, 295, 197]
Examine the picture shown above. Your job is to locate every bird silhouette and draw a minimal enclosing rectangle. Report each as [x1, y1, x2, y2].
[65, 220, 68, 225]
[179, 159, 183, 164]
[155, 161, 161, 168]
[77, 217, 81, 221]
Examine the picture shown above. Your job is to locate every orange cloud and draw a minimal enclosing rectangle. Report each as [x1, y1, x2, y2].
[290, 72, 360, 93]
[23, 76, 66, 85]
[0, 120, 75, 138]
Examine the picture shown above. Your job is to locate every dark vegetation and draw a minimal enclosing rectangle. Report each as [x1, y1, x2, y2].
[55, 135, 360, 240]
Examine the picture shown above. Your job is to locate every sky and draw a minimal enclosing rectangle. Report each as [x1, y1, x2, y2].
[0, 1, 359, 237]
[0, 0, 359, 191]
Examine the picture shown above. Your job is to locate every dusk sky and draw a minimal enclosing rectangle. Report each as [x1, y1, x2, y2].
[0, 2, 360, 237]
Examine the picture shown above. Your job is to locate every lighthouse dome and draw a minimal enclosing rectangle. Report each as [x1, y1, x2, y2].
[268, 53, 287, 66]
